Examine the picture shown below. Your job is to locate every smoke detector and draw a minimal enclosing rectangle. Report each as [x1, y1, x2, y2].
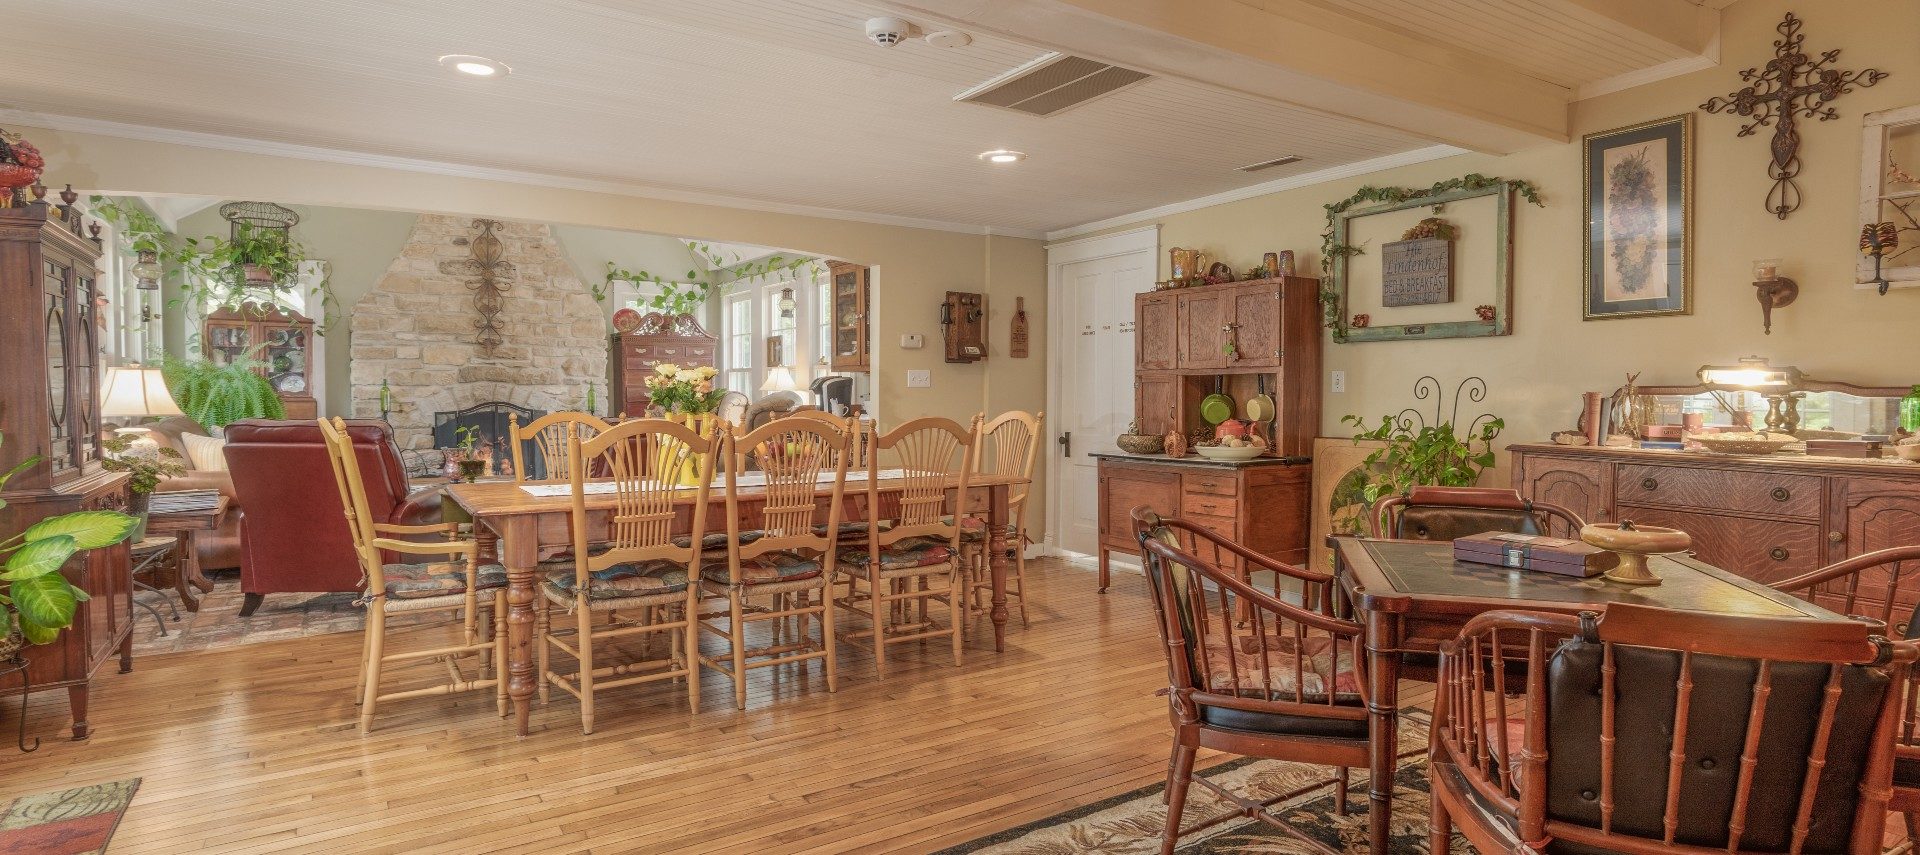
[865, 17, 912, 47]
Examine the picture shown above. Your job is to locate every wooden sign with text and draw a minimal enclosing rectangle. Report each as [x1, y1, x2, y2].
[1381, 238, 1453, 307]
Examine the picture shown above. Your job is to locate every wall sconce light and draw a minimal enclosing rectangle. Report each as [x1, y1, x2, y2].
[132, 249, 162, 290]
[1751, 258, 1797, 335]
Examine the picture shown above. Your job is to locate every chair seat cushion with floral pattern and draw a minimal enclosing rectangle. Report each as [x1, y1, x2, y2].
[700, 550, 825, 585]
[950, 515, 1017, 543]
[538, 543, 613, 566]
[673, 530, 765, 550]
[837, 537, 955, 572]
[543, 560, 690, 601]
[817, 520, 893, 538]
[1201, 633, 1364, 704]
[383, 560, 509, 600]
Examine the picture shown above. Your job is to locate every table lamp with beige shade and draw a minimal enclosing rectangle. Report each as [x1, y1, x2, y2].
[101, 363, 184, 442]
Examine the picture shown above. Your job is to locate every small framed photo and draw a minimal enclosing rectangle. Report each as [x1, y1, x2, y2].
[1583, 114, 1692, 320]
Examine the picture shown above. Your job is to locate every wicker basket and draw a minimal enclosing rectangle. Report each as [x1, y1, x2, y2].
[1116, 433, 1164, 455]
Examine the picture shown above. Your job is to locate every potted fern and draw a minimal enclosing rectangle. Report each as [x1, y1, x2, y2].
[0, 432, 138, 655]
[160, 351, 286, 432]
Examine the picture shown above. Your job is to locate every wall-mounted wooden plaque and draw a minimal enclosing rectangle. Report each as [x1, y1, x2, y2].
[1380, 237, 1453, 306]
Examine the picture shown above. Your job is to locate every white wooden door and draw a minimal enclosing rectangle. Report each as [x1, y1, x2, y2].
[1056, 250, 1155, 556]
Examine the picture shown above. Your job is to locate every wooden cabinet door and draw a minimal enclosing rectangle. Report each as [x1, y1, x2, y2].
[1227, 284, 1282, 369]
[1824, 477, 1920, 626]
[829, 263, 869, 371]
[1099, 466, 1179, 551]
[1134, 293, 1177, 371]
[1176, 289, 1230, 370]
[1134, 374, 1179, 437]
[1514, 453, 1612, 535]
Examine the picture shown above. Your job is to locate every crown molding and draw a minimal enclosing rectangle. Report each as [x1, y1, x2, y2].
[1044, 144, 1467, 241]
[0, 108, 1050, 241]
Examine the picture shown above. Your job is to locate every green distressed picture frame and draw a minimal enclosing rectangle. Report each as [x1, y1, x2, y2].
[1331, 181, 1515, 343]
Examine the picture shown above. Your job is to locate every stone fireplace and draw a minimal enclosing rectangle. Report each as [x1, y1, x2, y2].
[350, 215, 607, 451]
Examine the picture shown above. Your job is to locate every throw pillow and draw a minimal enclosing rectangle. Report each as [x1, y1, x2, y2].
[180, 432, 229, 472]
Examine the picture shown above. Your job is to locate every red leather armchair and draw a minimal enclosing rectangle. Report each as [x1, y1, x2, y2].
[224, 419, 442, 616]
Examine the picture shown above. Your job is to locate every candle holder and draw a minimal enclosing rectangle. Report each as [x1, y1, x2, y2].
[1751, 259, 1797, 335]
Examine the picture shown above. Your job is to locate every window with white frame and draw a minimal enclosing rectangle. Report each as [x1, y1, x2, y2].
[722, 290, 754, 394]
[815, 274, 832, 370]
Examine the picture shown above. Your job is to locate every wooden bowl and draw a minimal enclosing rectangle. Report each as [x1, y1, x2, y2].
[1581, 521, 1691, 586]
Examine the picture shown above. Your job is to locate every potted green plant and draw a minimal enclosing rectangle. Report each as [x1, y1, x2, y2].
[450, 426, 488, 483]
[0, 432, 138, 655]
[159, 351, 286, 431]
[1341, 412, 1505, 505]
[99, 434, 187, 542]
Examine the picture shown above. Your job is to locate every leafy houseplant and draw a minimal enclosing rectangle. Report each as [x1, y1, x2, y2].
[160, 351, 286, 430]
[1341, 413, 1505, 505]
[0, 432, 138, 651]
[449, 426, 488, 483]
[100, 434, 187, 542]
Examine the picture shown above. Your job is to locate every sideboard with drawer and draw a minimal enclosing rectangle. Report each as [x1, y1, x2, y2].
[1509, 443, 1920, 628]
[1092, 453, 1310, 592]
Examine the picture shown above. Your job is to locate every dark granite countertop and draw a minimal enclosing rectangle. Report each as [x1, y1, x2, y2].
[1088, 451, 1311, 468]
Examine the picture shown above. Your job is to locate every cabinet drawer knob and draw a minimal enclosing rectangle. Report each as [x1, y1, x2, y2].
[1641, 478, 1658, 491]
[1770, 487, 1791, 502]
[1770, 547, 1790, 561]
[1828, 531, 1845, 543]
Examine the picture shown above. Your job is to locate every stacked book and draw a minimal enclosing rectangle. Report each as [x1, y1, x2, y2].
[148, 489, 222, 515]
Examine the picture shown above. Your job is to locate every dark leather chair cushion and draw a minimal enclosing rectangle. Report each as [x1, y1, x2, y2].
[1544, 638, 1887, 852]
[1200, 704, 1369, 740]
[1395, 505, 1543, 542]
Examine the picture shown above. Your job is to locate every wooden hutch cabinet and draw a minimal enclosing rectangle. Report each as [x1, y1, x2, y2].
[1095, 275, 1323, 590]
[0, 200, 134, 740]
[609, 312, 718, 416]
[1512, 443, 1920, 629]
[204, 303, 317, 419]
[828, 261, 870, 372]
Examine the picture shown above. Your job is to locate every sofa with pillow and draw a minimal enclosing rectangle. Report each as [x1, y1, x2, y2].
[145, 415, 244, 571]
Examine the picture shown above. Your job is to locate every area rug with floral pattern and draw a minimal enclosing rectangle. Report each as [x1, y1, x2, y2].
[0, 778, 140, 855]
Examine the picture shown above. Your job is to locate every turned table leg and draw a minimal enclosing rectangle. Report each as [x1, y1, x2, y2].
[987, 483, 1012, 653]
[173, 531, 202, 613]
[498, 516, 538, 736]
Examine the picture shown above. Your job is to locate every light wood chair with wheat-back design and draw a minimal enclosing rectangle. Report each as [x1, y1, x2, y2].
[961, 410, 1043, 626]
[1131, 507, 1369, 855]
[698, 418, 851, 709]
[1430, 603, 1917, 855]
[779, 410, 872, 535]
[537, 417, 714, 734]
[834, 416, 976, 678]
[318, 417, 507, 734]
[1770, 544, 1920, 842]
[509, 411, 612, 482]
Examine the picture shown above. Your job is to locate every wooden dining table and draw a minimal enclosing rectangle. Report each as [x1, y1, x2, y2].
[1329, 535, 1853, 855]
[447, 472, 1029, 736]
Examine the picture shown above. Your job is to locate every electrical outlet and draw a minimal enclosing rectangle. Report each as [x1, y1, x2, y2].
[1330, 370, 1346, 394]
[905, 369, 931, 388]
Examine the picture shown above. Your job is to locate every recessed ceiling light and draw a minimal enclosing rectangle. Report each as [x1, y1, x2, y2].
[439, 55, 510, 78]
[978, 149, 1026, 164]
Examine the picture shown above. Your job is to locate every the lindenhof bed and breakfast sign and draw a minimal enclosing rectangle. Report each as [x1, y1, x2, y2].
[1380, 237, 1453, 307]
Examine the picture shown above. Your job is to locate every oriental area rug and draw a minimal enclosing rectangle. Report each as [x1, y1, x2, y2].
[0, 778, 140, 855]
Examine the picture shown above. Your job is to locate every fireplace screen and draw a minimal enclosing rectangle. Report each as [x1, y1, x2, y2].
[432, 401, 549, 479]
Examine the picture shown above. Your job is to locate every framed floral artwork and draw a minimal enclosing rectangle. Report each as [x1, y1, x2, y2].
[1583, 114, 1692, 319]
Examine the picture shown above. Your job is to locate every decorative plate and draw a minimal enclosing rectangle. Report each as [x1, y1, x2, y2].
[272, 373, 307, 394]
[612, 307, 642, 333]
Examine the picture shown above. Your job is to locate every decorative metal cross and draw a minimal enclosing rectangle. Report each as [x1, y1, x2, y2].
[1700, 12, 1887, 219]
[440, 219, 514, 356]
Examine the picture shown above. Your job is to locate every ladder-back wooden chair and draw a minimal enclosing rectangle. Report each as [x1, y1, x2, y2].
[1132, 507, 1369, 855]
[1771, 544, 1920, 843]
[698, 418, 851, 709]
[538, 417, 714, 733]
[509, 411, 612, 482]
[834, 416, 976, 678]
[318, 417, 507, 733]
[1369, 485, 1586, 541]
[1430, 603, 1916, 855]
[961, 410, 1043, 626]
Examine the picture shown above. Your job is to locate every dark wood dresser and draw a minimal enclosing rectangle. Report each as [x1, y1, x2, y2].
[1511, 443, 1920, 629]
[0, 199, 134, 740]
[1094, 454, 1310, 591]
[609, 312, 717, 417]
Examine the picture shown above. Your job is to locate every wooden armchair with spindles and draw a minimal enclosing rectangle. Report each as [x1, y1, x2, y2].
[1132, 507, 1371, 855]
[1429, 603, 1917, 855]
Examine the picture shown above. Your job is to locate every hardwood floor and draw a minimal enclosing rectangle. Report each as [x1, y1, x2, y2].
[0, 559, 1204, 854]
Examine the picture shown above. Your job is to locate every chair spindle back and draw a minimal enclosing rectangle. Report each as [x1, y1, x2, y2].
[568, 418, 716, 585]
[510, 411, 612, 482]
[725, 419, 850, 571]
[863, 417, 975, 551]
[317, 416, 386, 593]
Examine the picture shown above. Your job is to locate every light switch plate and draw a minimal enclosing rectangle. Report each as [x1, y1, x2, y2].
[900, 333, 924, 349]
[1330, 370, 1346, 393]
[905, 369, 931, 388]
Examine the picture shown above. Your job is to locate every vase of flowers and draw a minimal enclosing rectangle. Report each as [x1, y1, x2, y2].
[644, 363, 724, 485]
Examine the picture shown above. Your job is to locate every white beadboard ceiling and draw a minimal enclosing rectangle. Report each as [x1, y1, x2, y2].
[0, 0, 1720, 235]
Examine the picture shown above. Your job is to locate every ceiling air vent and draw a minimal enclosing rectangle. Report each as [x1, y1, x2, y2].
[955, 52, 1150, 117]
[1237, 155, 1304, 173]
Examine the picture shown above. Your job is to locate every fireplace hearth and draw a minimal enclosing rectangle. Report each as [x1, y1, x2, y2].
[433, 401, 548, 478]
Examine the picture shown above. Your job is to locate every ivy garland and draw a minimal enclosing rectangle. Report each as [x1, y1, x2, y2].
[599, 241, 827, 317]
[1318, 174, 1544, 338]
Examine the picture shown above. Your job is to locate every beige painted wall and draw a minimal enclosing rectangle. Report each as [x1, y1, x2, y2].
[26, 120, 1050, 525]
[1079, 0, 1920, 484]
